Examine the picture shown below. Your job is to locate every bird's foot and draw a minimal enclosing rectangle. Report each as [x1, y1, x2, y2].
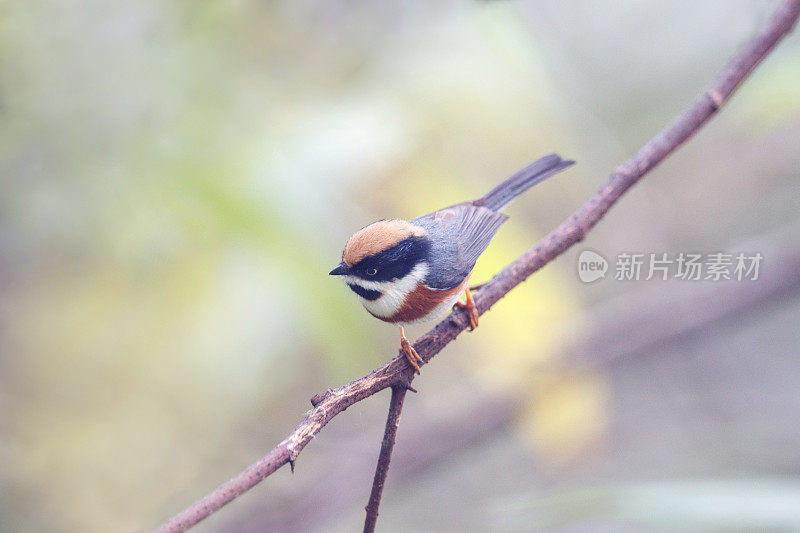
[454, 287, 479, 331]
[399, 327, 422, 374]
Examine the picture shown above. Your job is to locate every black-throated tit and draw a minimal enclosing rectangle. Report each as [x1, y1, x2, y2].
[330, 153, 575, 373]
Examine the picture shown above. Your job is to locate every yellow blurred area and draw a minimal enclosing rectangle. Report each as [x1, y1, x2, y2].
[397, 154, 599, 461]
[521, 372, 608, 463]
[2, 1, 799, 532]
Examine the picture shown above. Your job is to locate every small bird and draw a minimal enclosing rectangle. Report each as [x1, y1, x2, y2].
[330, 153, 574, 374]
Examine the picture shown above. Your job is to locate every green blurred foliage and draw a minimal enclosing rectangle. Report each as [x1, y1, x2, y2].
[1, 1, 798, 532]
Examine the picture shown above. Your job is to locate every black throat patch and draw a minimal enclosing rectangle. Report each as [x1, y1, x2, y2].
[347, 283, 382, 301]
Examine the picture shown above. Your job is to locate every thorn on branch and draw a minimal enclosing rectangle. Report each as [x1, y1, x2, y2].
[395, 376, 418, 393]
[310, 388, 334, 407]
[708, 88, 725, 109]
[310, 394, 324, 408]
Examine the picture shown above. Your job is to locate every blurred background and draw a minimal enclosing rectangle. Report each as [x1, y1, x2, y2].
[1, 0, 799, 531]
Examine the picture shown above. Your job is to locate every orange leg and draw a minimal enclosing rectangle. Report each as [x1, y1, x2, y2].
[399, 326, 422, 374]
[454, 287, 479, 331]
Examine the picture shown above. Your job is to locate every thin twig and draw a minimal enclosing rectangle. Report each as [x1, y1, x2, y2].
[156, 2, 800, 531]
[363, 386, 408, 533]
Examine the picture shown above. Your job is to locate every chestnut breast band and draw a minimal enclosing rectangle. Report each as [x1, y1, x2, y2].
[368, 276, 469, 324]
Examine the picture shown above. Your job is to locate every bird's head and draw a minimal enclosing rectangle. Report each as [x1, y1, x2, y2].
[330, 220, 431, 302]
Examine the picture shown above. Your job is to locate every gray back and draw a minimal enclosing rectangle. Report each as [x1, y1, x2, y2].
[412, 203, 508, 289]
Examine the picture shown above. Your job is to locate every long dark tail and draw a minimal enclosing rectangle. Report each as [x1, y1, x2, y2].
[475, 153, 575, 211]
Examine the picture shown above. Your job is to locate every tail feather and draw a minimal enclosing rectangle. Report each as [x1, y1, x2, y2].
[476, 154, 575, 211]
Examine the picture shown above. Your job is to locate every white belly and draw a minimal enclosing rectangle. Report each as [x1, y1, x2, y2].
[340, 262, 469, 326]
[361, 272, 470, 326]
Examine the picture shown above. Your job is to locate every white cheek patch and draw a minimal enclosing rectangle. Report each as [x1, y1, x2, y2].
[339, 275, 389, 292]
[341, 262, 430, 318]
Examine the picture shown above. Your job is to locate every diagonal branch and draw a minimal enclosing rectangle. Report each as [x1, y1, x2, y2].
[156, 1, 800, 531]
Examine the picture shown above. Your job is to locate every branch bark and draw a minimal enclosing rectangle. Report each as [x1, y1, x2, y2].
[363, 386, 408, 533]
[156, 1, 800, 531]
[225, 233, 800, 531]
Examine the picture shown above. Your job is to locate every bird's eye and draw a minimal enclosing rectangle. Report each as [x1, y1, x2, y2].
[366, 268, 378, 276]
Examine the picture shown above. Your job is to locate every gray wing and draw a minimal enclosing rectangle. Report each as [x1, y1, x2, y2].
[412, 203, 508, 289]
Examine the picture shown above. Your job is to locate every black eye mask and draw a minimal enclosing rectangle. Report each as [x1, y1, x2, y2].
[350, 236, 431, 282]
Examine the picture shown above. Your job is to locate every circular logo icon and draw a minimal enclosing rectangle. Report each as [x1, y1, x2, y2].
[577, 250, 608, 283]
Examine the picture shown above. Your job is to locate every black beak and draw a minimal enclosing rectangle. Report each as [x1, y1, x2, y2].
[329, 262, 350, 276]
